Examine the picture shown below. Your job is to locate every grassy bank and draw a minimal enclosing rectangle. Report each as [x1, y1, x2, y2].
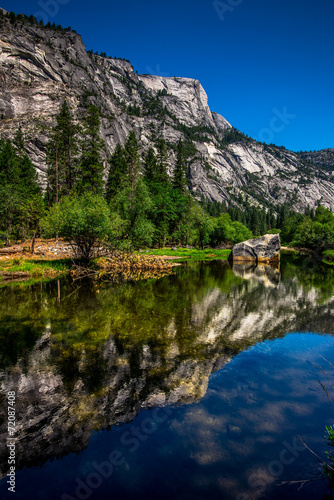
[0, 254, 175, 286]
[142, 247, 231, 261]
[0, 258, 72, 286]
[0, 247, 232, 286]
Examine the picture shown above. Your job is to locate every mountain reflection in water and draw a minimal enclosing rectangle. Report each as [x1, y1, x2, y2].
[0, 255, 333, 499]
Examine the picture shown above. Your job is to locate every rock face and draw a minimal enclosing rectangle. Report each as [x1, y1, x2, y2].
[229, 234, 281, 263]
[0, 16, 333, 210]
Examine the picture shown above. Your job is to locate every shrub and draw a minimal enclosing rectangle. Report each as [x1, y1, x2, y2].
[42, 193, 123, 263]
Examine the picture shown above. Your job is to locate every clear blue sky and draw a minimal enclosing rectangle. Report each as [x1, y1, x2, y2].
[3, 0, 334, 152]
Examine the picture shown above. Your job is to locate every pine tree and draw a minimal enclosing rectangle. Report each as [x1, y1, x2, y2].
[124, 131, 141, 204]
[143, 147, 157, 184]
[173, 139, 187, 193]
[106, 143, 126, 202]
[156, 137, 169, 184]
[13, 126, 25, 154]
[78, 105, 105, 194]
[46, 101, 78, 203]
[0, 139, 40, 242]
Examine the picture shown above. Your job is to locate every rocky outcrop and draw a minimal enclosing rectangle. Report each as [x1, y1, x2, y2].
[298, 148, 334, 173]
[0, 17, 333, 210]
[229, 234, 281, 263]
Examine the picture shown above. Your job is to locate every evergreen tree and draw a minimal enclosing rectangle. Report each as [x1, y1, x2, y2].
[249, 208, 260, 236]
[143, 146, 173, 247]
[0, 139, 40, 242]
[46, 101, 78, 203]
[13, 126, 25, 154]
[78, 105, 105, 194]
[143, 147, 157, 184]
[124, 131, 141, 185]
[156, 137, 169, 184]
[106, 143, 126, 202]
[173, 139, 187, 193]
[124, 131, 141, 206]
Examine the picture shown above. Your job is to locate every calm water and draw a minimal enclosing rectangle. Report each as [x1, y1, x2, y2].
[0, 255, 334, 500]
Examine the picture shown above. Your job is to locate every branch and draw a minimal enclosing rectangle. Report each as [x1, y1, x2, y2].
[298, 435, 334, 471]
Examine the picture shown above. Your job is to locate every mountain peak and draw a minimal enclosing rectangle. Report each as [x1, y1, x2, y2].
[0, 15, 333, 211]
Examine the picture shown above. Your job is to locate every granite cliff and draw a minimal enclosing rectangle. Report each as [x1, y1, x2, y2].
[0, 15, 333, 211]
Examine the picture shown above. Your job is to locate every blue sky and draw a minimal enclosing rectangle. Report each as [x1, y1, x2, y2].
[3, 0, 334, 151]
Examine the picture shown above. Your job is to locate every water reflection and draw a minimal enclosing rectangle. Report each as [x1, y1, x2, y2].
[231, 262, 280, 287]
[0, 256, 333, 478]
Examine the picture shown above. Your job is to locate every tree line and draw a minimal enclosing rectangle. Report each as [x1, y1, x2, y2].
[0, 101, 333, 260]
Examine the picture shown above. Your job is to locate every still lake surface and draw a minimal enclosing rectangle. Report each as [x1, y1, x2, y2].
[0, 255, 334, 500]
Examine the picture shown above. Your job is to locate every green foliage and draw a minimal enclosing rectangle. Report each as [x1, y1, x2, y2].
[323, 249, 334, 264]
[280, 206, 334, 249]
[46, 101, 79, 203]
[124, 131, 141, 192]
[106, 143, 127, 202]
[77, 105, 105, 194]
[145, 247, 231, 261]
[112, 179, 155, 248]
[1, 10, 75, 33]
[143, 147, 158, 184]
[323, 425, 334, 485]
[41, 193, 119, 262]
[189, 204, 214, 249]
[156, 137, 170, 184]
[175, 123, 213, 143]
[173, 139, 188, 193]
[220, 127, 252, 146]
[127, 104, 141, 117]
[157, 88, 168, 97]
[210, 213, 253, 246]
[0, 137, 41, 242]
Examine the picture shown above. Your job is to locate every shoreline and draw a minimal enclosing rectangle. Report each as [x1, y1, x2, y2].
[1, 240, 332, 285]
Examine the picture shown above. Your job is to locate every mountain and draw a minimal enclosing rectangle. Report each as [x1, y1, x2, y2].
[0, 13, 334, 211]
[298, 148, 334, 173]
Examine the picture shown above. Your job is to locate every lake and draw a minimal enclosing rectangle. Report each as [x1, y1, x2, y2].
[0, 254, 334, 500]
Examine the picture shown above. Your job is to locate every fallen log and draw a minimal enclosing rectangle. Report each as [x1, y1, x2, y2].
[0, 248, 20, 254]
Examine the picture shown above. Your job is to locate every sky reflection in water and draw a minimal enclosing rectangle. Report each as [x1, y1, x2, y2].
[0, 255, 333, 500]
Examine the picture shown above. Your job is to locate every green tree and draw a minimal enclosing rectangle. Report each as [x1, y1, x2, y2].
[143, 146, 175, 247]
[0, 139, 40, 242]
[170, 189, 191, 245]
[78, 105, 105, 194]
[173, 139, 188, 193]
[156, 137, 169, 184]
[46, 101, 78, 203]
[190, 203, 214, 249]
[106, 143, 127, 202]
[13, 126, 25, 154]
[210, 213, 252, 246]
[42, 193, 118, 263]
[21, 195, 45, 254]
[114, 179, 155, 248]
[143, 147, 158, 184]
[124, 131, 141, 197]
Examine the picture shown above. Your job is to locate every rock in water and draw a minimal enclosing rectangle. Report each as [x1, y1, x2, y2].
[229, 234, 280, 263]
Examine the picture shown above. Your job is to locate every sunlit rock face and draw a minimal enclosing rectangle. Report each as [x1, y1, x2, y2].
[229, 234, 281, 263]
[0, 18, 334, 210]
[0, 259, 333, 475]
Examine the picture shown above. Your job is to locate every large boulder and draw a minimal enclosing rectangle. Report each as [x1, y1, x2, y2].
[228, 234, 280, 263]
